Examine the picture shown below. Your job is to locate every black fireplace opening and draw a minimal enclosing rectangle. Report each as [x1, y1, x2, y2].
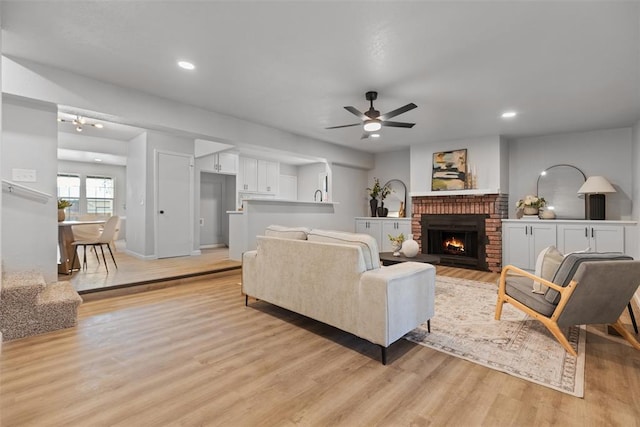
[422, 214, 488, 270]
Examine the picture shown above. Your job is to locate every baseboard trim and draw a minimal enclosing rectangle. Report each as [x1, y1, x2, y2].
[123, 250, 156, 260]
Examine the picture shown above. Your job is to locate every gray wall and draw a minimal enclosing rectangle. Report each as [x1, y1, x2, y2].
[508, 127, 633, 220]
[368, 149, 411, 218]
[2, 96, 58, 282]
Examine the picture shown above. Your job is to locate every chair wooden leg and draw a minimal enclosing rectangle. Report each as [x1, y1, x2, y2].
[627, 303, 638, 334]
[610, 319, 640, 351]
[70, 247, 78, 275]
[495, 297, 505, 320]
[544, 322, 577, 356]
[82, 245, 88, 270]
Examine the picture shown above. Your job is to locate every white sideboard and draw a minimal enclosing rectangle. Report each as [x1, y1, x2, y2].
[355, 217, 412, 252]
[503, 219, 637, 271]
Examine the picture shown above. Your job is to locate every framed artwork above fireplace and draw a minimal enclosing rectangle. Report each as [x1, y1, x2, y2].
[432, 149, 467, 191]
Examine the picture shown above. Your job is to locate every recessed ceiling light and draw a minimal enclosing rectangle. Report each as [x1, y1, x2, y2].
[94, 123, 104, 129]
[501, 111, 517, 119]
[94, 158, 103, 162]
[178, 60, 195, 70]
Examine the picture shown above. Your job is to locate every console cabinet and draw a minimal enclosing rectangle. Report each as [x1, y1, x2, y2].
[502, 220, 635, 271]
[355, 217, 411, 252]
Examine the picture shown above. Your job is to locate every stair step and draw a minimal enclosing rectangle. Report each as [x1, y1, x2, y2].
[1, 272, 46, 305]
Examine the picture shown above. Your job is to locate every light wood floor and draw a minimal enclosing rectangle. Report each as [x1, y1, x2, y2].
[3, 266, 639, 426]
[60, 243, 240, 293]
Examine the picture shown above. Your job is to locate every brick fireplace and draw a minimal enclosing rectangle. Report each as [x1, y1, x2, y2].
[411, 194, 509, 272]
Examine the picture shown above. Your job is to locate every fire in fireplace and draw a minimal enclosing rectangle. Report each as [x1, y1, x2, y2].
[421, 214, 488, 270]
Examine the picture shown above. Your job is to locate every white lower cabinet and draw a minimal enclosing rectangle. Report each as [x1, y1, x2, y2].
[503, 222, 557, 270]
[557, 223, 624, 254]
[355, 218, 411, 253]
[502, 220, 634, 271]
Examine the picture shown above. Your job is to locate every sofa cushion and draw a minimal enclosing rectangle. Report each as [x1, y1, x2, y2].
[308, 229, 380, 270]
[532, 245, 564, 294]
[545, 252, 633, 304]
[264, 225, 310, 240]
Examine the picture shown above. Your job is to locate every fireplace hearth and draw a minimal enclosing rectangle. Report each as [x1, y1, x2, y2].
[421, 214, 488, 270]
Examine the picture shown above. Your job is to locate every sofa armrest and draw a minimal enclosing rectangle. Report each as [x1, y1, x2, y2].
[358, 262, 436, 346]
[242, 250, 257, 297]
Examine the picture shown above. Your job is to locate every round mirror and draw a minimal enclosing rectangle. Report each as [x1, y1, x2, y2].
[536, 164, 586, 219]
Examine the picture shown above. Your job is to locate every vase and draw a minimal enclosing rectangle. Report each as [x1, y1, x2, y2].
[369, 198, 378, 217]
[391, 242, 402, 256]
[58, 209, 65, 222]
[523, 206, 539, 215]
[401, 238, 420, 257]
[377, 202, 388, 217]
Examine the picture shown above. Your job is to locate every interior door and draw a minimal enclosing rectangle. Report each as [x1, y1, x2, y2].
[157, 151, 193, 258]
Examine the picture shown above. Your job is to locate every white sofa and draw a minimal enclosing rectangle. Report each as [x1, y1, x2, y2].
[242, 226, 436, 364]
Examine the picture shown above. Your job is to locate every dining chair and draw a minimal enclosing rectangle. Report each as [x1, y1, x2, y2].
[71, 216, 120, 273]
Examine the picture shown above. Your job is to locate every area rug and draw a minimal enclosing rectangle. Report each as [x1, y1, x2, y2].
[404, 275, 586, 397]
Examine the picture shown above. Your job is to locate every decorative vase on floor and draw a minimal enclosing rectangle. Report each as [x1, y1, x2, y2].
[58, 209, 65, 222]
[369, 198, 378, 217]
[523, 206, 539, 216]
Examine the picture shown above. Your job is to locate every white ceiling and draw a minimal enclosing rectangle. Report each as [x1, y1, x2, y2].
[2, 1, 639, 153]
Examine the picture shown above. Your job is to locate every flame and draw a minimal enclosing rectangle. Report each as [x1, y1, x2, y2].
[443, 237, 465, 254]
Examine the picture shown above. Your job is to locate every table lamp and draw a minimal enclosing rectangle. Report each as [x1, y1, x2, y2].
[577, 176, 616, 220]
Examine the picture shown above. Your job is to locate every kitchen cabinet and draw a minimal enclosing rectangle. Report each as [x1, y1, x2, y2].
[258, 159, 279, 194]
[198, 152, 238, 174]
[557, 223, 624, 254]
[355, 217, 412, 252]
[502, 221, 557, 270]
[239, 157, 279, 194]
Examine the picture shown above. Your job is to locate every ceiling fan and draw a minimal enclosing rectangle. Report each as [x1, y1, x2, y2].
[57, 115, 104, 132]
[326, 91, 417, 139]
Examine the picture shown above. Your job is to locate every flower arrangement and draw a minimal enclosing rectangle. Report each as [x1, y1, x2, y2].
[58, 199, 73, 209]
[388, 233, 405, 246]
[367, 177, 391, 200]
[516, 195, 546, 209]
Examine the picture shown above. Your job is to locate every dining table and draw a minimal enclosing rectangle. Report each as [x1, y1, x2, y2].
[58, 219, 106, 274]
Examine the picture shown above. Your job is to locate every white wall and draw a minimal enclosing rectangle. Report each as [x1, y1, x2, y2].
[57, 160, 126, 219]
[3, 57, 373, 170]
[369, 149, 411, 217]
[331, 164, 369, 231]
[410, 135, 503, 194]
[298, 163, 328, 202]
[1, 96, 58, 282]
[508, 127, 633, 220]
[633, 120, 640, 254]
[279, 163, 298, 176]
[125, 132, 148, 257]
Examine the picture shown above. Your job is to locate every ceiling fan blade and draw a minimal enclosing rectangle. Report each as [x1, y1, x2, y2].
[344, 106, 368, 120]
[360, 133, 370, 140]
[381, 121, 415, 128]
[379, 103, 417, 121]
[325, 123, 361, 129]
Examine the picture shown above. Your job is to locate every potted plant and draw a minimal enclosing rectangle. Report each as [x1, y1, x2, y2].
[377, 183, 392, 217]
[388, 233, 405, 256]
[58, 199, 72, 222]
[366, 178, 382, 217]
[516, 195, 546, 216]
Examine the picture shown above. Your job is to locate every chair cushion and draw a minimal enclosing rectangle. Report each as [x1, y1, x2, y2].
[307, 229, 380, 271]
[264, 225, 310, 240]
[505, 275, 557, 317]
[545, 252, 633, 304]
[532, 245, 564, 294]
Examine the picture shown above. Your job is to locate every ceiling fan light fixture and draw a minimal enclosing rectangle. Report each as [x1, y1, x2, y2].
[370, 133, 380, 138]
[75, 126, 83, 132]
[363, 119, 382, 132]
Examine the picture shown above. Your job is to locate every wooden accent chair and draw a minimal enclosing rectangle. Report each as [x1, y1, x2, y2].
[495, 253, 640, 356]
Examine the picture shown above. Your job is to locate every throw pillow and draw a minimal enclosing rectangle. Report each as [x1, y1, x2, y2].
[264, 225, 310, 240]
[532, 246, 564, 294]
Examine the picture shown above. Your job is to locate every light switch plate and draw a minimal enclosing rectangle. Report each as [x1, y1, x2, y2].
[12, 168, 37, 182]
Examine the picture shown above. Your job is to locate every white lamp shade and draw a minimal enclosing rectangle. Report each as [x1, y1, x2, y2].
[363, 120, 382, 132]
[577, 176, 616, 194]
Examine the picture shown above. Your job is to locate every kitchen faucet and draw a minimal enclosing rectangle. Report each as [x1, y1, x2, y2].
[314, 189, 323, 202]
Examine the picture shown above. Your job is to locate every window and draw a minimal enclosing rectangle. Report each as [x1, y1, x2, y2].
[57, 174, 80, 218]
[86, 176, 114, 216]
